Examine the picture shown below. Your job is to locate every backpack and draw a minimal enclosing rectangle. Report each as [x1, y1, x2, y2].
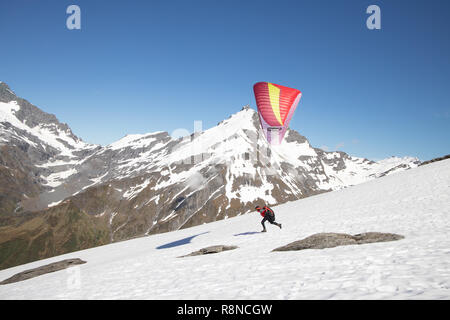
[263, 206, 274, 217]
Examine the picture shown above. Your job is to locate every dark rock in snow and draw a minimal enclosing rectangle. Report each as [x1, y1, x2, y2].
[420, 154, 450, 166]
[0, 258, 86, 285]
[272, 232, 404, 252]
[179, 245, 238, 257]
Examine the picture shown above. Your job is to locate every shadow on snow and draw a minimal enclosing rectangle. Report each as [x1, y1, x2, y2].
[233, 231, 261, 236]
[156, 231, 210, 249]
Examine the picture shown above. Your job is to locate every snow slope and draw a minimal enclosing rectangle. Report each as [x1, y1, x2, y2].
[0, 160, 449, 300]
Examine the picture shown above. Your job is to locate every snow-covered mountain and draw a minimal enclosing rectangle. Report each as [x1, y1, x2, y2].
[0, 158, 448, 299]
[0, 83, 98, 223]
[0, 82, 97, 157]
[0, 82, 420, 269]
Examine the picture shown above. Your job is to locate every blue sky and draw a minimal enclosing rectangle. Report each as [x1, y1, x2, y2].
[1, 0, 449, 161]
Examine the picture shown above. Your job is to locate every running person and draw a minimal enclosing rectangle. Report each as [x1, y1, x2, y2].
[255, 205, 282, 232]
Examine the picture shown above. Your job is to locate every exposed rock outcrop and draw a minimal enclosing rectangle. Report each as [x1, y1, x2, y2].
[179, 245, 238, 257]
[0, 258, 86, 285]
[272, 232, 404, 251]
[420, 155, 450, 166]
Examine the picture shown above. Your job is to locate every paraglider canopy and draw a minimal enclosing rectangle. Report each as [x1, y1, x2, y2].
[253, 82, 302, 145]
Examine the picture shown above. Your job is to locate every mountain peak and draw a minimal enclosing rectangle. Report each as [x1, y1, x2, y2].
[0, 81, 17, 103]
[0, 83, 93, 156]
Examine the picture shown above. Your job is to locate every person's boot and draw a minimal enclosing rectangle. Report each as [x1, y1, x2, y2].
[276, 223, 282, 229]
[261, 228, 267, 233]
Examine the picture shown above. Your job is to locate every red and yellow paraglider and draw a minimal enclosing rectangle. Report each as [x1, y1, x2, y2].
[253, 82, 302, 145]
